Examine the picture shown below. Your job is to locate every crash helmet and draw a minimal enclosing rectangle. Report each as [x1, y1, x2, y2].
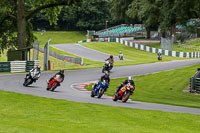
[110, 55, 113, 59]
[128, 76, 132, 81]
[60, 69, 64, 74]
[37, 65, 41, 69]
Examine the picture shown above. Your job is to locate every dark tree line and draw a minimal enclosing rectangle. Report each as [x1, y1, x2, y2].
[1, 0, 200, 52]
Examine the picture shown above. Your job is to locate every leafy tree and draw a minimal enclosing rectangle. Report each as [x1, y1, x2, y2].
[0, 0, 81, 53]
[126, 0, 200, 38]
[110, 0, 134, 24]
[59, 0, 112, 30]
[127, 0, 160, 38]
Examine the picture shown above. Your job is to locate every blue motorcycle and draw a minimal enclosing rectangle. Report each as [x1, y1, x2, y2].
[91, 80, 109, 98]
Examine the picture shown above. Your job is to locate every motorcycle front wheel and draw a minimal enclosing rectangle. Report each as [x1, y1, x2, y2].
[122, 91, 130, 103]
[23, 79, 33, 87]
[91, 90, 95, 97]
[50, 83, 58, 91]
[97, 88, 104, 98]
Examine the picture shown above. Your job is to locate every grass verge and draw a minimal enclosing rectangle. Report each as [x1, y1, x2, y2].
[34, 31, 86, 47]
[86, 64, 200, 108]
[144, 42, 200, 52]
[0, 90, 200, 133]
[82, 42, 183, 66]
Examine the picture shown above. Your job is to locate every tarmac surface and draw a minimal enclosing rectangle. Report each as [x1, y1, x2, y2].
[51, 44, 130, 62]
[0, 59, 200, 115]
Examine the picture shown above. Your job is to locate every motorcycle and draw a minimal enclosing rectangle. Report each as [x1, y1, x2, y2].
[23, 69, 40, 87]
[102, 61, 113, 73]
[113, 83, 135, 103]
[119, 53, 123, 60]
[91, 80, 109, 98]
[47, 75, 63, 91]
[158, 55, 162, 61]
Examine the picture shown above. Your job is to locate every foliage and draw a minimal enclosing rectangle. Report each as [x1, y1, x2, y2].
[114, 0, 200, 37]
[0, 0, 81, 53]
[32, 0, 112, 30]
[110, 0, 134, 24]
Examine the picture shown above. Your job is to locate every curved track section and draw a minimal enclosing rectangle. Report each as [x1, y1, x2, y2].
[0, 59, 200, 115]
[51, 44, 130, 62]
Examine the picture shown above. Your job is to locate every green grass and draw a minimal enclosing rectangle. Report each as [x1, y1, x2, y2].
[82, 42, 182, 66]
[34, 31, 86, 47]
[0, 50, 7, 62]
[86, 64, 200, 108]
[189, 38, 200, 46]
[0, 90, 200, 133]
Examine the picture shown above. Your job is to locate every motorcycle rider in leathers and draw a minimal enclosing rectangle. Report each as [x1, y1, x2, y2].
[48, 69, 65, 84]
[115, 76, 135, 95]
[105, 55, 114, 69]
[26, 65, 41, 81]
[93, 71, 110, 91]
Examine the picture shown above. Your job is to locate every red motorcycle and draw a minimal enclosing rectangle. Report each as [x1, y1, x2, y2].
[113, 83, 135, 103]
[47, 75, 63, 91]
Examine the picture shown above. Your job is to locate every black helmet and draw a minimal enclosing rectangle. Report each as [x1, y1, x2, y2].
[60, 69, 64, 74]
[110, 55, 113, 58]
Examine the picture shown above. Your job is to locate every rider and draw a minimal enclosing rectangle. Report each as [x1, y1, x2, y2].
[115, 76, 135, 94]
[93, 71, 110, 91]
[119, 51, 123, 60]
[105, 55, 114, 68]
[26, 65, 41, 80]
[100, 71, 110, 84]
[48, 69, 65, 83]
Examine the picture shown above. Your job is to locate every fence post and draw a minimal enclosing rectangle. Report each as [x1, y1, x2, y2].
[81, 58, 83, 65]
[43, 39, 51, 71]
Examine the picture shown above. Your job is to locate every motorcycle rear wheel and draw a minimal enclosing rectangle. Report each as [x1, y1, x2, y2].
[112, 93, 118, 101]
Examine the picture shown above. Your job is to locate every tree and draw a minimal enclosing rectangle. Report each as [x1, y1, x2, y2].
[110, 0, 136, 24]
[127, 0, 161, 38]
[0, 0, 81, 52]
[126, 0, 200, 38]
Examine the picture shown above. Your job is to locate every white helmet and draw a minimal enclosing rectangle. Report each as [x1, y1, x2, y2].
[128, 76, 132, 81]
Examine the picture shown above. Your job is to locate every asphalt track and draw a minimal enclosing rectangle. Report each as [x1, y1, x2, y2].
[0, 59, 200, 115]
[51, 44, 130, 62]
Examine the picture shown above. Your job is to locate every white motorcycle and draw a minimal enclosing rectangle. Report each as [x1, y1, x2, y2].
[23, 68, 40, 87]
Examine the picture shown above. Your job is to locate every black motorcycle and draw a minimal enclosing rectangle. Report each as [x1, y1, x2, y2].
[102, 61, 113, 73]
[23, 69, 40, 87]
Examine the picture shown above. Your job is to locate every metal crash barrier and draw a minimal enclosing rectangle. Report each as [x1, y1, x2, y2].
[190, 68, 200, 93]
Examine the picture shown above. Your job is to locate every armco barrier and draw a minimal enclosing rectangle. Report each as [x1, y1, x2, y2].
[190, 68, 200, 93]
[10, 61, 26, 73]
[0, 60, 40, 73]
[26, 60, 40, 72]
[38, 47, 82, 64]
[0, 62, 11, 72]
[26, 61, 35, 72]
